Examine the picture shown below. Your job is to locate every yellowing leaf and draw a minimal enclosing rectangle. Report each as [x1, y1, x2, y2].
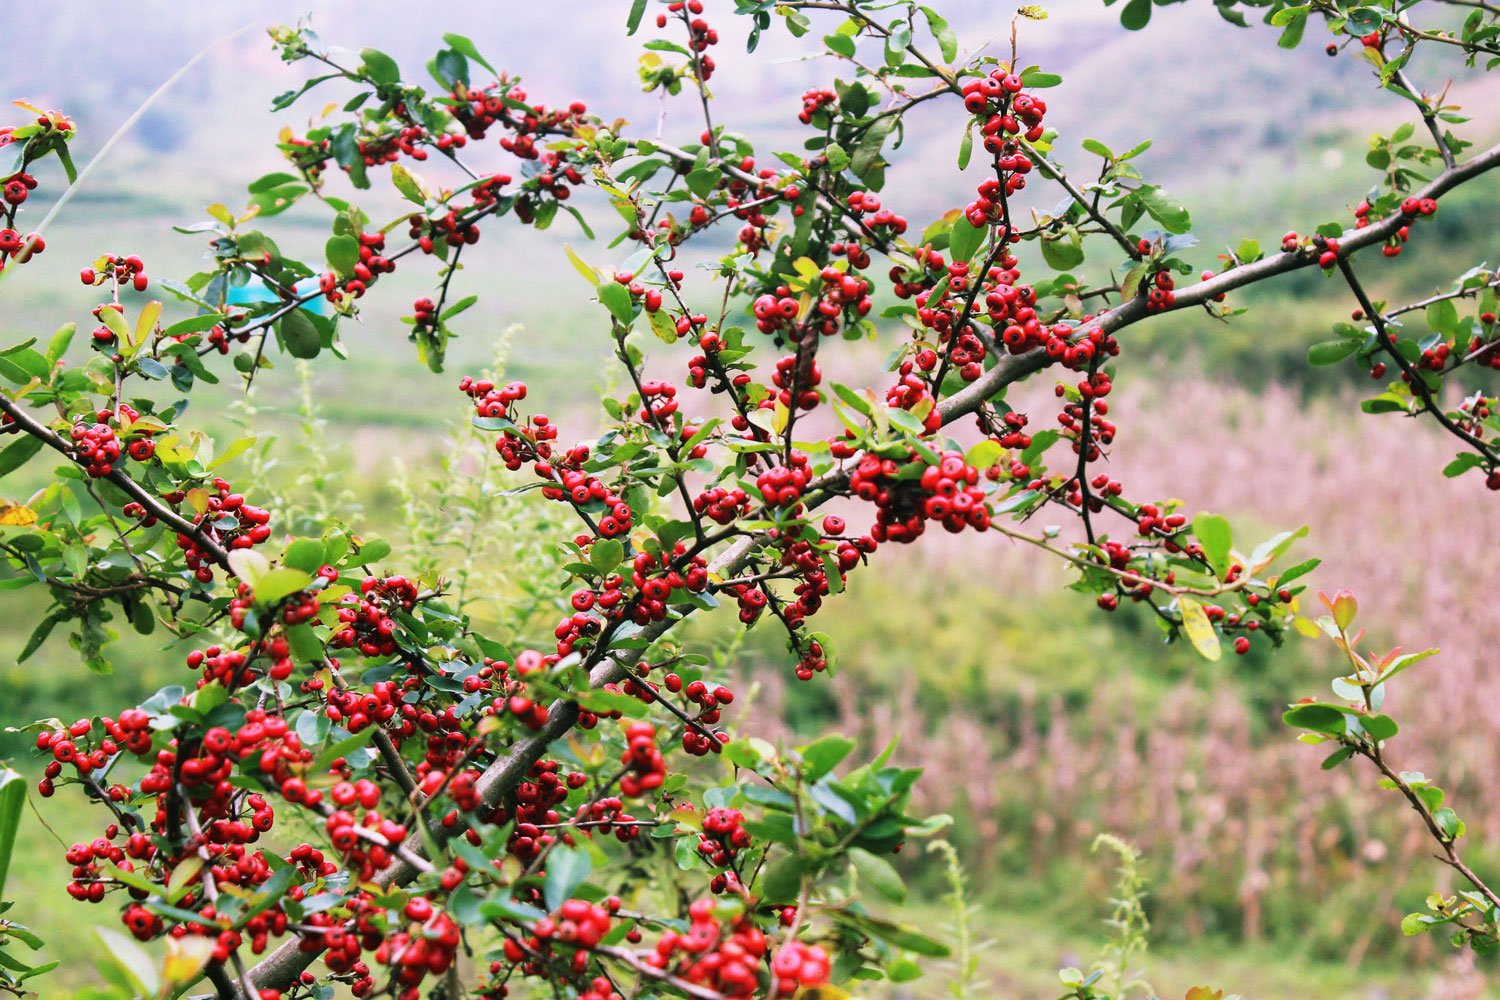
[1178, 597, 1221, 661]
[205, 203, 234, 226]
[185, 487, 211, 516]
[564, 244, 601, 285]
[0, 505, 37, 526]
[162, 934, 215, 985]
[133, 301, 162, 348]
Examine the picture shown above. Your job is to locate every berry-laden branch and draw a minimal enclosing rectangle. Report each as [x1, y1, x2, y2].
[6, 3, 1500, 1000]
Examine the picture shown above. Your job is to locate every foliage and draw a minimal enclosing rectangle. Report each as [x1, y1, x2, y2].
[0, 1, 1498, 999]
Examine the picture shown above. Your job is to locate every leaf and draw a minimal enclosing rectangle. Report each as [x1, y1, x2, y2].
[850, 116, 896, 181]
[99, 307, 129, 344]
[208, 436, 257, 471]
[390, 163, 429, 205]
[0, 435, 44, 479]
[589, 538, 624, 575]
[1364, 715, 1399, 742]
[799, 734, 854, 782]
[166, 856, 204, 902]
[1177, 597, 1222, 662]
[1120, 0, 1152, 30]
[0, 769, 26, 900]
[359, 48, 401, 85]
[0, 505, 37, 526]
[918, 6, 957, 62]
[597, 281, 634, 326]
[1442, 453, 1484, 478]
[253, 568, 313, 605]
[325, 235, 360, 278]
[1191, 513, 1233, 579]
[161, 935, 215, 987]
[1039, 232, 1084, 270]
[278, 308, 322, 359]
[957, 121, 974, 170]
[1283, 703, 1347, 735]
[849, 847, 906, 903]
[1136, 187, 1192, 234]
[948, 214, 985, 264]
[442, 32, 496, 75]
[759, 853, 812, 904]
[824, 33, 856, 58]
[133, 301, 162, 349]
[227, 549, 271, 588]
[1308, 339, 1360, 365]
[626, 0, 650, 35]
[94, 927, 160, 997]
[1020, 70, 1063, 88]
[543, 845, 593, 911]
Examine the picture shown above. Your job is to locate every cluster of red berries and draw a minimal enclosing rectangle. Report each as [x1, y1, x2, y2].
[2, 170, 37, 207]
[686, 483, 750, 530]
[769, 353, 824, 412]
[69, 419, 121, 477]
[80, 253, 149, 293]
[697, 806, 750, 866]
[851, 449, 993, 543]
[167, 477, 272, 582]
[754, 451, 814, 507]
[319, 231, 394, 302]
[372, 902, 463, 997]
[329, 575, 419, 656]
[797, 87, 838, 124]
[34, 717, 122, 799]
[0, 225, 43, 271]
[618, 721, 666, 796]
[1143, 269, 1175, 312]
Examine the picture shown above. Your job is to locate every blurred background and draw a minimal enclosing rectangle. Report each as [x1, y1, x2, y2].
[2, 1, 1499, 997]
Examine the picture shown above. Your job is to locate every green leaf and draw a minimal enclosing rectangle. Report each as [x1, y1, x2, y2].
[1442, 453, 1484, 478]
[1039, 232, 1084, 270]
[626, 0, 650, 35]
[589, 538, 624, 575]
[1120, 0, 1152, 30]
[1321, 746, 1355, 769]
[359, 48, 401, 85]
[957, 121, 974, 170]
[543, 845, 593, 911]
[1136, 187, 1192, 234]
[597, 281, 634, 325]
[849, 846, 906, 903]
[443, 33, 496, 75]
[948, 215, 985, 264]
[1425, 297, 1459, 336]
[0, 769, 26, 900]
[325, 235, 360, 279]
[918, 6, 957, 61]
[281, 538, 327, 574]
[1191, 512, 1233, 579]
[1278, 13, 1308, 48]
[1020, 70, 1063, 88]
[278, 309, 322, 359]
[1364, 714, 1398, 741]
[799, 734, 855, 782]
[0, 435, 44, 479]
[1283, 703, 1347, 735]
[824, 33, 856, 58]
[94, 928, 159, 997]
[851, 116, 896, 182]
[1308, 339, 1360, 365]
[759, 853, 812, 904]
